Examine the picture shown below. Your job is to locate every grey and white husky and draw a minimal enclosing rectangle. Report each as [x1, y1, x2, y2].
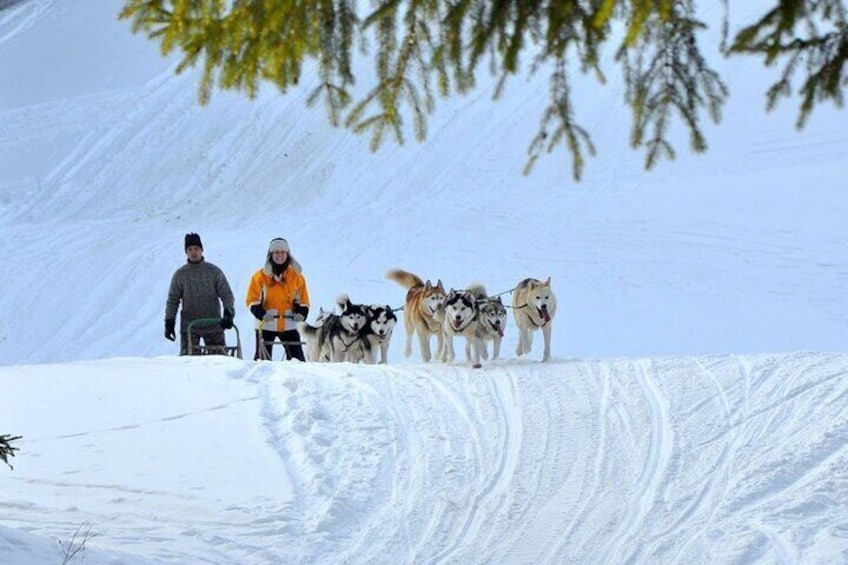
[469, 286, 507, 361]
[511, 277, 557, 362]
[298, 294, 369, 362]
[441, 288, 482, 368]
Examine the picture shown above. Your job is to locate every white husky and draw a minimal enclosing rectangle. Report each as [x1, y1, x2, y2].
[511, 277, 557, 362]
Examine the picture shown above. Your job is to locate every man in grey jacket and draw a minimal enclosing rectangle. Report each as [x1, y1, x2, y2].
[165, 233, 236, 355]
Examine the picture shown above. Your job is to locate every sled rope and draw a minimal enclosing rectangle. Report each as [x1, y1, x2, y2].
[387, 286, 519, 312]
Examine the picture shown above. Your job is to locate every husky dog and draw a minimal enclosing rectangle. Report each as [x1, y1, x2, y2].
[441, 288, 482, 368]
[298, 295, 369, 362]
[468, 285, 507, 361]
[362, 305, 397, 364]
[386, 269, 447, 363]
[298, 307, 334, 362]
[348, 305, 397, 364]
[511, 277, 557, 362]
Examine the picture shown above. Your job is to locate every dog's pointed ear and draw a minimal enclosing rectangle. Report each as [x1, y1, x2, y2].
[436, 279, 445, 292]
[544, 276, 551, 286]
[424, 279, 432, 290]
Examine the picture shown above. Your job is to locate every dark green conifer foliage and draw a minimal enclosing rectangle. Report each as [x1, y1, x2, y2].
[119, 0, 848, 181]
[728, 0, 847, 128]
[0, 434, 21, 470]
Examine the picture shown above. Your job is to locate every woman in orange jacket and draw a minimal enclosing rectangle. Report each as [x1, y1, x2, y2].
[246, 238, 310, 361]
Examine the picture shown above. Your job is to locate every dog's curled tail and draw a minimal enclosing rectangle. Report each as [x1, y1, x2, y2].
[467, 283, 488, 300]
[336, 293, 351, 310]
[297, 320, 318, 337]
[386, 269, 424, 289]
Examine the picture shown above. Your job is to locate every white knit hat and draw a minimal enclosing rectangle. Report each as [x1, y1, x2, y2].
[268, 238, 290, 253]
[264, 237, 302, 274]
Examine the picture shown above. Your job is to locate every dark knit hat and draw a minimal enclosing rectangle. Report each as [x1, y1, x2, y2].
[185, 233, 203, 250]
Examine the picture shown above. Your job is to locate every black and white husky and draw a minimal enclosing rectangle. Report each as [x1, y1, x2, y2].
[349, 305, 397, 364]
[441, 287, 482, 368]
[298, 294, 369, 362]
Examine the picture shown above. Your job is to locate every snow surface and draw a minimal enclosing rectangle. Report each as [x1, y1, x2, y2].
[1, 1, 847, 563]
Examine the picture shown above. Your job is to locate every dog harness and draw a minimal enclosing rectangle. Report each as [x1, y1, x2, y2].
[515, 303, 551, 328]
[422, 306, 443, 333]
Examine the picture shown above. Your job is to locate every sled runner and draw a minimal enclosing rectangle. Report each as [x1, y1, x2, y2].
[186, 317, 243, 358]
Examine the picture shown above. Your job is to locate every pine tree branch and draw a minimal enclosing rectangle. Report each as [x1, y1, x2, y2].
[0, 434, 22, 470]
[118, 0, 848, 182]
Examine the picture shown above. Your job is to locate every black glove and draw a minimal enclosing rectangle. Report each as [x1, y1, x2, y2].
[293, 303, 309, 322]
[220, 310, 234, 329]
[165, 319, 176, 341]
[250, 304, 266, 321]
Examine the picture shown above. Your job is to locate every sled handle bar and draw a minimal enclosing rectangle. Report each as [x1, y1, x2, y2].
[257, 314, 303, 332]
[186, 317, 241, 355]
[187, 317, 240, 333]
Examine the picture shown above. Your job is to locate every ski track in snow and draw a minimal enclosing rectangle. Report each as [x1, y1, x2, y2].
[3, 353, 848, 563]
[15, 353, 834, 564]
[0, 0, 52, 44]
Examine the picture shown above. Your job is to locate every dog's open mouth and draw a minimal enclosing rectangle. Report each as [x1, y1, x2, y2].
[539, 306, 550, 323]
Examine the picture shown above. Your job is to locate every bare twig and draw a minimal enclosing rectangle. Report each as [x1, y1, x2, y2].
[58, 523, 97, 564]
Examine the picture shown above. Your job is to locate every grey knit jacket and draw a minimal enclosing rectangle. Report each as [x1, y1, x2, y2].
[165, 259, 235, 331]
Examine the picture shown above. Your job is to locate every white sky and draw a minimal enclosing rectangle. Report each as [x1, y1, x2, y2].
[1, 1, 847, 563]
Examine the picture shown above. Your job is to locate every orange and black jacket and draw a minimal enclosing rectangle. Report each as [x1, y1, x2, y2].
[245, 259, 310, 332]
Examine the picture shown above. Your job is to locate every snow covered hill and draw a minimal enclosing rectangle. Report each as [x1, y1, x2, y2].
[4, 353, 848, 564]
[1, 1, 847, 563]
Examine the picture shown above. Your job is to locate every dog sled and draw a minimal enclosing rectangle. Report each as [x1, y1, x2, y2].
[254, 315, 306, 361]
[186, 317, 243, 358]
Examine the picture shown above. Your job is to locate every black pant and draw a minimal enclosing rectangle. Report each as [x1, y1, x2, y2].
[255, 329, 305, 361]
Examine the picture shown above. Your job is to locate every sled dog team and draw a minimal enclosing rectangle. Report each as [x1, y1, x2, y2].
[166, 234, 557, 366]
[300, 269, 557, 368]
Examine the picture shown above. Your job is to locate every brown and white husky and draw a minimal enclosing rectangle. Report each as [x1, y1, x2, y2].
[386, 269, 447, 363]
